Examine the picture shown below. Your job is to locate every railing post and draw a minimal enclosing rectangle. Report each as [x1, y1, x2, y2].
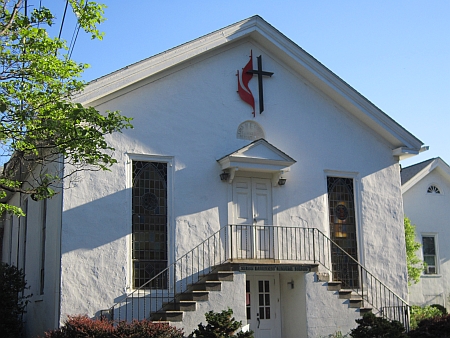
[360, 265, 364, 307]
[230, 224, 233, 261]
[173, 261, 176, 299]
[312, 228, 316, 264]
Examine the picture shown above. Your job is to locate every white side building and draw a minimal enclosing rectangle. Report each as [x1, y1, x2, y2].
[401, 157, 450, 311]
[2, 16, 424, 338]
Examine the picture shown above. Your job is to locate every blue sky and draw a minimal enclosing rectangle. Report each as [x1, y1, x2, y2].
[52, 0, 449, 168]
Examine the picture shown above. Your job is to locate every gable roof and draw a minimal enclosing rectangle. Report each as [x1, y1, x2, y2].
[217, 138, 296, 170]
[401, 157, 450, 193]
[76, 15, 424, 159]
[217, 138, 296, 186]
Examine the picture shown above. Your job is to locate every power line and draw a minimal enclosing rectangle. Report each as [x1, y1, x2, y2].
[68, 1, 90, 60]
[57, 0, 69, 40]
[68, 23, 81, 59]
[56, 0, 80, 60]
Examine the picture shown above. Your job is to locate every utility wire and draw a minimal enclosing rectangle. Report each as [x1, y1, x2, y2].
[57, 0, 69, 40]
[68, 23, 81, 60]
[68, 0, 90, 60]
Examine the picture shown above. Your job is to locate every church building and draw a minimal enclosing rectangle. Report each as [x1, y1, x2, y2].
[401, 158, 450, 312]
[1, 16, 425, 338]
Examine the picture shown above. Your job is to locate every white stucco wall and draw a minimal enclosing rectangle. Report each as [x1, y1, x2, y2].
[56, 39, 408, 332]
[280, 272, 308, 337]
[305, 273, 360, 337]
[403, 167, 450, 310]
[1, 178, 63, 338]
[171, 271, 246, 335]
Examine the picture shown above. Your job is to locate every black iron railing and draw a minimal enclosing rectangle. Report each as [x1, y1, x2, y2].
[101, 225, 230, 322]
[101, 225, 409, 329]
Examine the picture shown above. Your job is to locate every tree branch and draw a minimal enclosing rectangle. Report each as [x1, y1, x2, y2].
[0, 0, 22, 36]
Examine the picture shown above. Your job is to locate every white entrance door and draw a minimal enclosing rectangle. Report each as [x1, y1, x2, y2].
[246, 275, 280, 338]
[232, 177, 273, 259]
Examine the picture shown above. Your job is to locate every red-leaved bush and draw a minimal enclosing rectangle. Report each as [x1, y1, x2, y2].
[43, 315, 184, 338]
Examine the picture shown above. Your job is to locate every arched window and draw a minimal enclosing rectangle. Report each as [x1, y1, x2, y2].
[427, 185, 441, 194]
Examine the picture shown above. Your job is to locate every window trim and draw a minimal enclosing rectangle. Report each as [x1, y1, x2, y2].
[126, 154, 174, 292]
[324, 170, 364, 266]
[421, 233, 439, 275]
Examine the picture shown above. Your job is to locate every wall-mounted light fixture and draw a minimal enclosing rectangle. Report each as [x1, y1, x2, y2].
[287, 279, 294, 289]
[220, 171, 230, 182]
[278, 178, 286, 186]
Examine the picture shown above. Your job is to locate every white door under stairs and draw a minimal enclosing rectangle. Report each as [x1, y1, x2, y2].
[246, 274, 281, 338]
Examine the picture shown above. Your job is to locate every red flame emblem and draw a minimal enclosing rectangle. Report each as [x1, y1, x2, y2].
[237, 51, 255, 116]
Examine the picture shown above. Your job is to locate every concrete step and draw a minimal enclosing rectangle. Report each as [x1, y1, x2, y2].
[324, 276, 373, 317]
[163, 300, 197, 312]
[189, 281, 222, 292]
[338, 289, 353, 299]
[151, 310, 183, 322]
[202, 271, 234, 282]
[177, 290, 209, 302]
[348, 298, 363, 308]
[151, 270, 235, 324]
[359, 307, 372, 315]
[327, 281, 342, 291]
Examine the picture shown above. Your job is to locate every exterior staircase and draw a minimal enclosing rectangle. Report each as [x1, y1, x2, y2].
[150, 270, 234, 322]
[326, 281, 373, 314]
[101, 225, 410, 330]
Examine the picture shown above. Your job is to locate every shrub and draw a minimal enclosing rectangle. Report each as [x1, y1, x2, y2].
[189, 309, 253, 338]
[349, 312, 407, 338]
[44, 315, 113, 338]
[44, 315, 184, 338]
[116, 319, 184, 338]
[0, 262, 31, 338]
[407, 313, 450, 337]
[410, 305, 446, 330]
[430, 304, 447, 315]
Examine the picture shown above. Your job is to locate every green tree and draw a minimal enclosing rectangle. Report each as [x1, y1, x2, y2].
[0, 0, 132, 216]
[404, 217, 425, 285]
[0, 262, 31, 338]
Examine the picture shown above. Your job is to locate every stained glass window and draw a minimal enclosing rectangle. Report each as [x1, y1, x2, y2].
[132, 161, 168, 288]
[327, 177, 359, 287]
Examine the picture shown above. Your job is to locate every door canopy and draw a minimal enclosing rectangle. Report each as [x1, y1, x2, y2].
[217, 139, 296, 186]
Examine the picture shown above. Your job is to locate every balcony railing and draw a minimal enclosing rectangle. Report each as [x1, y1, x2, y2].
[102, 224, 409, 329]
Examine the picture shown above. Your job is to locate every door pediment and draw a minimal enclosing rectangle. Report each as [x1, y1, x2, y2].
[217, 139, 296, 185]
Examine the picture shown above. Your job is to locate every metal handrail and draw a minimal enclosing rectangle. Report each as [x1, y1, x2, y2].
[101, 224, 409, 329]
[310, 227, 410, 329]
[101, 225, 230, 322]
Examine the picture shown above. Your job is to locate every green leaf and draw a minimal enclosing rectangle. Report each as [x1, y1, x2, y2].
[0, 1, 132, 216]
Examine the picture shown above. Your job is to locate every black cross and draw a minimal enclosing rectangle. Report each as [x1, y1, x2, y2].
[247, 55, 273, 114]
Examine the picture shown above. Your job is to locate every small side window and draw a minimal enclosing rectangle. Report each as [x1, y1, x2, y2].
[422, 235, 438, 274]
